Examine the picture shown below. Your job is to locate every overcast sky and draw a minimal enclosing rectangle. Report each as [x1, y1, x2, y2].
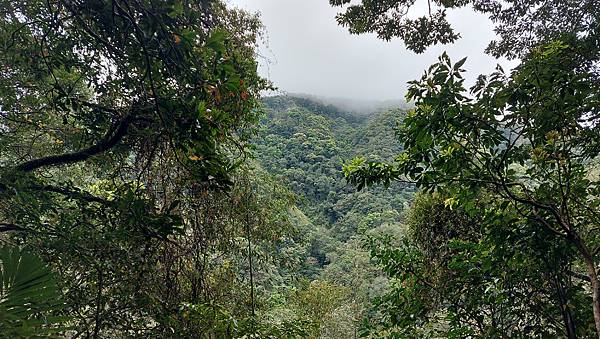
[227, 0, 519, 101]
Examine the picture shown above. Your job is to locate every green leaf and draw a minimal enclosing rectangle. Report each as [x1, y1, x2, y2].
[0, 246, 68, 336]
[454, 57, 467, 71]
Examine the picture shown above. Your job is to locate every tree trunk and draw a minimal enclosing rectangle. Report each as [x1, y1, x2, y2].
[585, 257, 600, 338]
[93, 268, 103, 339]
[556, 276, 577, 339]
[572, 234, 600, 338]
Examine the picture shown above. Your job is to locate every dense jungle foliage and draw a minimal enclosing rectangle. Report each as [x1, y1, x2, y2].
[0, 0, 599, 337]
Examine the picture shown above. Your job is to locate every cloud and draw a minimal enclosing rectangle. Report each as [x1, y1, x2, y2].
[227, 0, 518, 101]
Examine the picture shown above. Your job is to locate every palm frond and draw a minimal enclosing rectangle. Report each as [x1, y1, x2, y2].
[0, 246, 68, 337]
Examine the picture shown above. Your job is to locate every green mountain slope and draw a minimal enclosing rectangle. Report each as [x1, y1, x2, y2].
[254, 95, 415, 290]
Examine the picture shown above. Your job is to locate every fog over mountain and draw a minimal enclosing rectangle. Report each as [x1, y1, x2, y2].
[287, 93, 411, 116]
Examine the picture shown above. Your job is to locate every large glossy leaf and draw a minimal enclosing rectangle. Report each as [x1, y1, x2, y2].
[0, 246, 67, 337]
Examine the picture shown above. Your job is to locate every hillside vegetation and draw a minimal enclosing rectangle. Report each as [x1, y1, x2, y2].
[1, 0, 599, 337]
[249, 96, 414, 336]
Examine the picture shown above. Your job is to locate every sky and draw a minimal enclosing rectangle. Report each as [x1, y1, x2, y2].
[227, 0, 519, 101]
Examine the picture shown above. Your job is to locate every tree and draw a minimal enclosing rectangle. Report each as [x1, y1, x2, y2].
[0, 0, 279, 336]
[363, 192, 593, 337]
[345, 40, 600, 335]
[0, 0, 267, 186]
[292, 279, 352, 337]
[332, 0, 600, 334]
[329, 0, 599, 58]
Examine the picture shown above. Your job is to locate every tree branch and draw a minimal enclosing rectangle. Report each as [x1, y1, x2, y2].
[29, 184, 112, 205]
[0, 222, 27, 232]
[15, 115, 132, 172]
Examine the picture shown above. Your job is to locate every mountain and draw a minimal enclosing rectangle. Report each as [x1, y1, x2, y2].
[253, 95, 415, 304]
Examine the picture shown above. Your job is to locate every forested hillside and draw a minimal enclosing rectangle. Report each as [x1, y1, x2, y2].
[256, 95, 413, 244]
[1, 0, 599, 337]
[251, 95, 414, 336]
